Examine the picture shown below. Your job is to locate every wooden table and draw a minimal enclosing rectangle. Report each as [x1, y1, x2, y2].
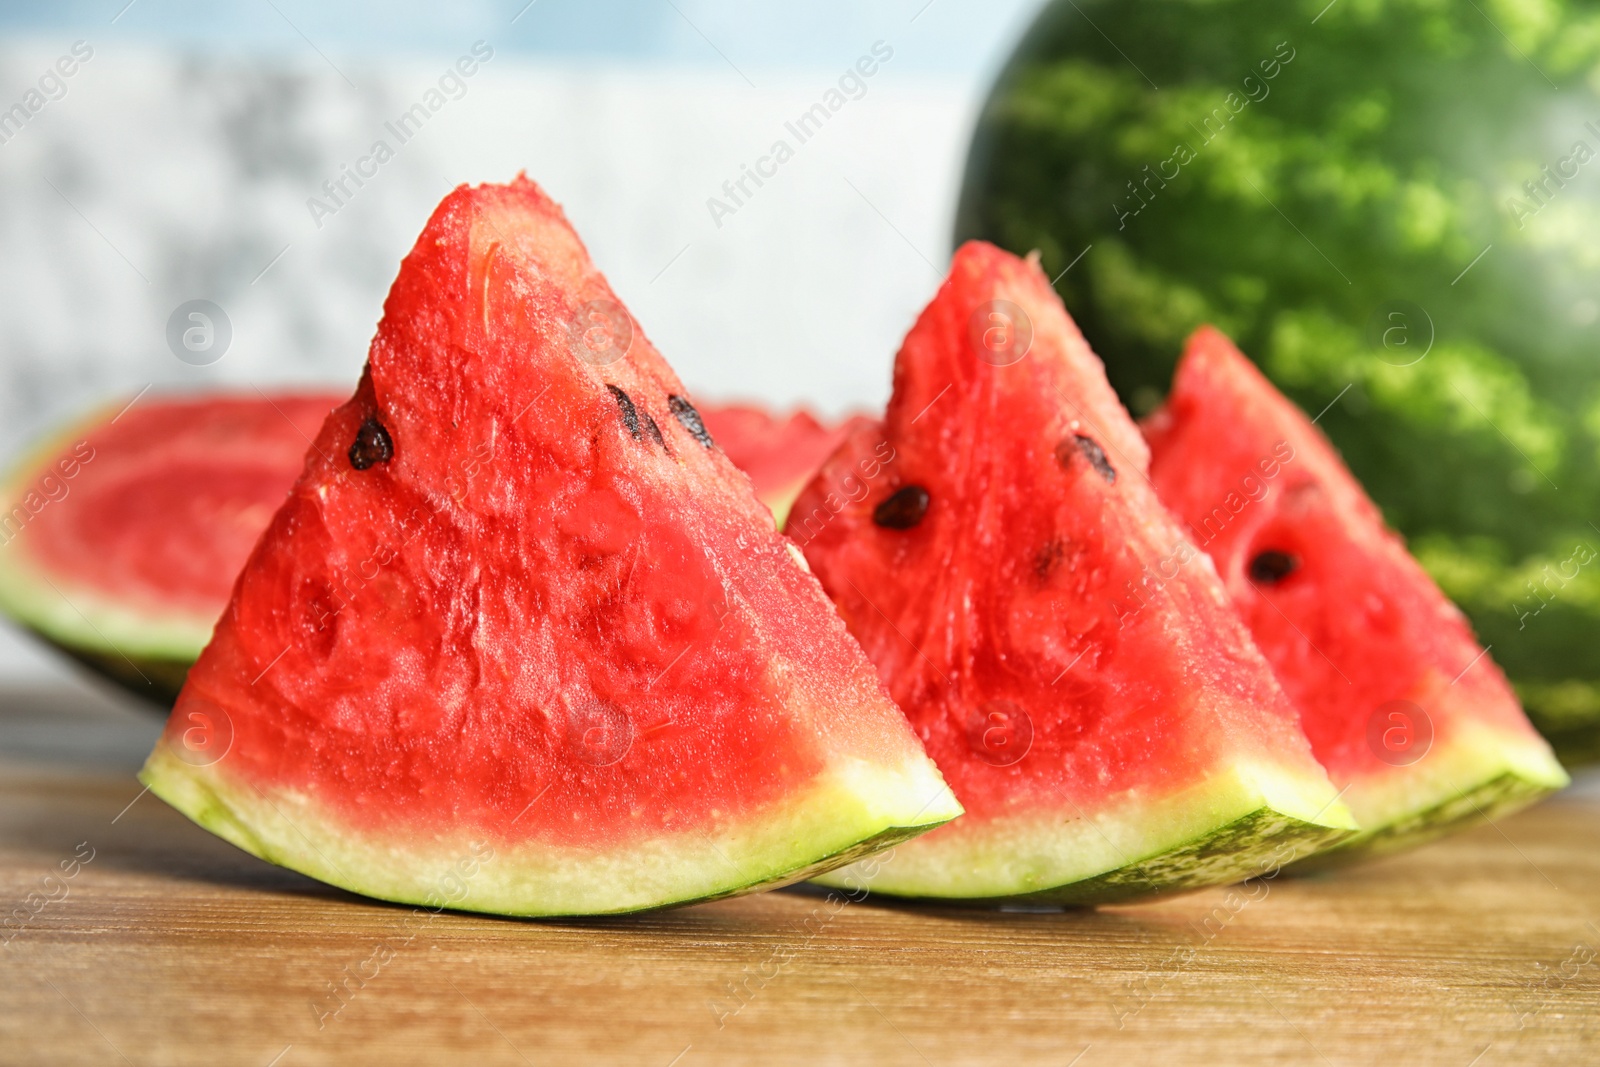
[1, 682, 1596, 1066]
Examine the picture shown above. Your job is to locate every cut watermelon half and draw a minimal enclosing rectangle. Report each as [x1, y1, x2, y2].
[139, 177, 960, 917]
[1143, 327, 1568, 863]
[0, 392, 341, 702]
[699, 405, 871, 525]
[788, 242, 1355, 905]
[0, 395, 812, 706]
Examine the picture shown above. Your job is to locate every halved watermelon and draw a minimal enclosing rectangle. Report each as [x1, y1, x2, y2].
[0, 393, 341, 702]
[699, 405, 871, 525]
[139, 177, 960, 917]
[788, 241, 1354, 905]
[1142, 326, 1568, 862]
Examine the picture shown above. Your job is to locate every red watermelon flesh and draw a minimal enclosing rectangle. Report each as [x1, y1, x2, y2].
[0, 393, 342, 701]
[1142, 326, 1567, 860]
[139, 177, 959, 916]
[0, 394, 823, 706]
[699, 404, 872, 524]
[789, 241, 1353, 905]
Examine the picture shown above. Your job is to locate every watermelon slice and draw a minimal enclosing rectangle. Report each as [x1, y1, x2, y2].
[1142, 326, 1568, 862]
[699, 405, 871, 525]
[0, 392, 341, 702]
[0, 395, 817, 706]
[139, 177, 960, 917]
[788, 241, 1355, 905]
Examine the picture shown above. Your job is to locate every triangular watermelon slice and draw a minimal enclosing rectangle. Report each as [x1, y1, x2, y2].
[0, 393, 828, 706]
[788, 242, 1354, 905]
[1143, 326, 1568, 863]
[140, 177, 960, 916]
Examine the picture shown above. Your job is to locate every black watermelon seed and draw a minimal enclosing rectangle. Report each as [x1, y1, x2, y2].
[669, 394, 714, 449]
[348, 416, 393, 470]
[607, 384, 641, 439]
[1249, 550, 1299, 584]
[873, 485, 930, 529]
[1057, 433, 1116, 484]
[1034, 539, 1064, 581]
[643, 413, 666, 449]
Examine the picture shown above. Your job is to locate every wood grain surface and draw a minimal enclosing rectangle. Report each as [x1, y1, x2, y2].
[0, 683, 1596, 1067]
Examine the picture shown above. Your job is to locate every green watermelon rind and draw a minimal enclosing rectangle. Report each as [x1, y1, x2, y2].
[762, 479, 808, 530]
[832, 809, 1349, 908]
[1289, 719, 1569, 871]
[0, 538, 216, 666]
[1291, 770, 1558, 875]
[812, 760, 1357, 905]
[139, 743, 964, 917]
[0, 552, 205, 707]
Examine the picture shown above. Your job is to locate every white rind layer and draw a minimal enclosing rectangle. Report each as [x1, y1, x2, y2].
[813, 758, 1357, 901]
[140, 742, 962, 916]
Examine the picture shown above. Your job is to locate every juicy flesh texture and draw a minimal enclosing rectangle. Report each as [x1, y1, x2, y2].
[167, 177, 931, 850]
[18, 395, 339, 617]
[700, 405, 871, 508]
[6, 395, 846, 643]
[1142, 326, 1551, 783]
[788, 242, 1331, 827]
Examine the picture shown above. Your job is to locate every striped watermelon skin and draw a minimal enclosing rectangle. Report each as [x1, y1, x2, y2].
[956, 0, 1600, 761]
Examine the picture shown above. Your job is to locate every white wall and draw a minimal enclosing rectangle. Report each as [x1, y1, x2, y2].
[0, 2, 1045, 682]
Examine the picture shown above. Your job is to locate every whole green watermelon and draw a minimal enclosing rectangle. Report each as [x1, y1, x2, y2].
[957, 0, 1600, 762]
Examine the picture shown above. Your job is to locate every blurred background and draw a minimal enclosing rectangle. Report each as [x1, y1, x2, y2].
[0, 0, 1045, 683]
